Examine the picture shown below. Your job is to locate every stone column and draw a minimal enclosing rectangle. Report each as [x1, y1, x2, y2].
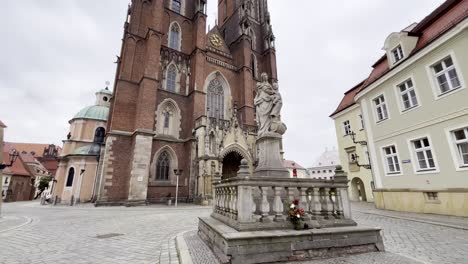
[272, 187, 284, 222]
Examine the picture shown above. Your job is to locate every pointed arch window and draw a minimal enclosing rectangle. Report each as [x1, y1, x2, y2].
[207, 78, 225, 119]
[164, 112, 170, 129]
[251, 54, 258, 79]
[156, 151, 171, 180]
[172, 0, 181, 14]
[169, 23, 181, 50]
[66, 168, 75, 187]
[166, 64, 177, 92]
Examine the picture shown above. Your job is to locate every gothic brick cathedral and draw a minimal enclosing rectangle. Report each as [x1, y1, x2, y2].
[95, 0, 278, 204]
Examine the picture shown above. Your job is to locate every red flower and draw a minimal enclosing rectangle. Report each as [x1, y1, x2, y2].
[293, 199, 299, 206]
[297, 208, 305, 215]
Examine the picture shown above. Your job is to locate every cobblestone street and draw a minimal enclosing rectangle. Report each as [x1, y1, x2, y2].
[0, 202, 211, 264]
[1, 201, 467, 264]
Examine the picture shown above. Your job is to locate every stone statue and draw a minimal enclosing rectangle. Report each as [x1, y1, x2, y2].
[254, 73, 286, 136]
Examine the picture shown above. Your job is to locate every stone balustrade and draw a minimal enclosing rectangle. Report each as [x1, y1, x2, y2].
[211, 163, 356, 231]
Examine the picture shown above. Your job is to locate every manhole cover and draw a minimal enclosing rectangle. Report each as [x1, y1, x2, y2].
[95, 233, 124, 239]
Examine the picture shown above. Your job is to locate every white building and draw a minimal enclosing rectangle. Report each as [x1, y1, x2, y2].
[283, 160, 308, 178]
[308, 148, 340, 179]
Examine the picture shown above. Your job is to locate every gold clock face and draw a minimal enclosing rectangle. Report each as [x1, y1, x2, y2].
[210, 34, 223, 48]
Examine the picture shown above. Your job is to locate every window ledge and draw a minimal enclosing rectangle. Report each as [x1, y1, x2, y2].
[386, 172, 402, 176]
[437, 86, 463, 99]
[401, 105, 420, 113]
[425, 200, 441, 204]
[376, 118, 389, 124]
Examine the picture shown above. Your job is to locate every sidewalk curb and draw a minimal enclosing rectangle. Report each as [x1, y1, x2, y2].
[0, 216, 33, 233]
[176, 230, 196, 264]
[358, 210, 468, 231]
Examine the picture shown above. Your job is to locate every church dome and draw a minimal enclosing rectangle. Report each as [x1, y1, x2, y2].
[72, 105, 109, 122]
[98, 87, 113, 95]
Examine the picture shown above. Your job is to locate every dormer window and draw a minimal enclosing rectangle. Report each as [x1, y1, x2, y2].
[392, 45, 404, 63]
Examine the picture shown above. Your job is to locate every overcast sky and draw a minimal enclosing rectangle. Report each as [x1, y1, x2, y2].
[1, 0, 445, 166]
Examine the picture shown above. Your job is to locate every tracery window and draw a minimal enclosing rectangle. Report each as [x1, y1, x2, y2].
[169, 23, 181, 50]
[164, 112, 170, 129]
[166, 65, 177, 92]
[207, 78, 225, 119]
[156, 151, 171, 180]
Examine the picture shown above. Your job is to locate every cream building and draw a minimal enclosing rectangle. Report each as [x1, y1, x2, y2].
[307, 147, 341, 180]
[353, 0, 468, 216]
[331, 85, 375, 202]
[53, 87, 112, 204]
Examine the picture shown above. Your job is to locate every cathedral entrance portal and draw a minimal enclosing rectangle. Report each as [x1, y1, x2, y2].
[221, 152, 243, 179]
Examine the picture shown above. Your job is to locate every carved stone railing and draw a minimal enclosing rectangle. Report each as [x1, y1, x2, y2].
[211, 162, 356, 231]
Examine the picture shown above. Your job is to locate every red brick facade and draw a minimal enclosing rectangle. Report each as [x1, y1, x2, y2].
[97, 0, 277, 204]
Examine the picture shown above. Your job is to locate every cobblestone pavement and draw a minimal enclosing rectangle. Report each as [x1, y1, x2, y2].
[185, 202, 468, 264]
[0, 201, 211, 264]
[2, 201, 468, 264]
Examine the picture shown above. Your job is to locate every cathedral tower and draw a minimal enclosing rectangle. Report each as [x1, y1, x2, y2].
[96, 0, 278, 205]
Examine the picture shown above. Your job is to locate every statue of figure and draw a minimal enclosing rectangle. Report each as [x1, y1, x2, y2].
[254, 73, 274, 136]
[254, 73, 286, 136]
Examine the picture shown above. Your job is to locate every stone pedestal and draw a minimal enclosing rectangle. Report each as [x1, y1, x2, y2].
[254, 133, 289, 178]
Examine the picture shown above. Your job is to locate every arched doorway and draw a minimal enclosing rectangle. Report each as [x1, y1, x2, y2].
[222, 152, 243, 180]
[351, 177, 367, 202]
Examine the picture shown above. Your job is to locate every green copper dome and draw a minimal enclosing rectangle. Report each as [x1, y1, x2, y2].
[98, 87, 113, 95]
[73, 105, 109, 121]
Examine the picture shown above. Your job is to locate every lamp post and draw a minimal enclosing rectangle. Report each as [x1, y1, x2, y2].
[0, 149, 19, 218]
[173, 169, 183, 207]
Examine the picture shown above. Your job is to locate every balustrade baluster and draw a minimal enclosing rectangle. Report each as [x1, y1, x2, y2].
[260, 187, 271, 222]
[225, 187, 232, 217]
[272, 187, 284, 222]
[298, 187, 311, 221]
[231, 187, 238, 220]
[322, 187, 333, 219]
[312, 187, 322, 220]
[335, 188, 344, 219]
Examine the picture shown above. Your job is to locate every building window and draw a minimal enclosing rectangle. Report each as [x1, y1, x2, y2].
[451, 128, 468, 167]
[374, 95, 388, 122]
[169, 23, 181, 50]
[411, 138, 436, 171]
[66, 168, 75, 187]
[359, 114, 365, 130]
[156, 151, 171, 180]
[164, 112, 170, 129]
[172, 0, 181, 14]
[343, 120, 351, 136]
[94, 127, 106, 144]
[392, 45, 404, 63]
[348, 153, 357, 164]
[383, 145, 401, 174]
[431, 56, 461, 94]
[166, 64, 177, 92]
[207, 78, 225, 119]
[425, 192, 438, 201]
[398, 79, 418, 110]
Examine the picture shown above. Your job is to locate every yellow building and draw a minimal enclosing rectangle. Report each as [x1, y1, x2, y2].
[53, 87, 112, 204]
[331, 82, 374, 202]
[354, 1, 468, 216]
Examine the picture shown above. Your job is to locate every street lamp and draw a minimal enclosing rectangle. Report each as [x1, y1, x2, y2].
[173, 169, 183, 207]
[0, 149, 19, 170]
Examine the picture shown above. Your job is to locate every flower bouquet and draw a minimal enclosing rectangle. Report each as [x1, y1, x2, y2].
[288, 199, 305, 230]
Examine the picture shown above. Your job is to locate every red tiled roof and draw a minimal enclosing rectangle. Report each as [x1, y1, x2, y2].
[0, 120, 6, 128]
[361, 0, 467, 92]
[4, 142, 61, 158]
[2, 151, 33, 177]
[283, 160, 306, 170]
[330, 80, 366, 117]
